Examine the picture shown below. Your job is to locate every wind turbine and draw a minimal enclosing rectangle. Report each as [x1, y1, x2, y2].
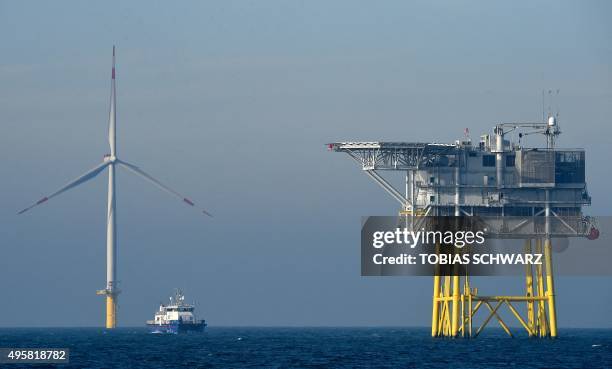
[18, 46, 211, 328]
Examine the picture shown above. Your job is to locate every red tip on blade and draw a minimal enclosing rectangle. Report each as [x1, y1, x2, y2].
[183, 198, 195, 206]
[36, 197, 48, 205]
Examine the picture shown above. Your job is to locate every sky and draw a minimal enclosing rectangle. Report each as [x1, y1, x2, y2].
[1, 0, 611, 327]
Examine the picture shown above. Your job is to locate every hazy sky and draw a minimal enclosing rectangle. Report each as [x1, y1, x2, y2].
[2, 0, 611, 327]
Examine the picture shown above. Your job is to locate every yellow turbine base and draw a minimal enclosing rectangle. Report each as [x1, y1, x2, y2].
[106, 295, 117, 329]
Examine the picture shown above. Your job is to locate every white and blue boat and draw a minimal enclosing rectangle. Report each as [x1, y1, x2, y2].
[146, 289, 206, 334]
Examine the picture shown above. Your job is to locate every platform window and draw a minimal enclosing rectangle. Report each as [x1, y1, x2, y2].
[555, 151, 585, 183]
[482, 155, 495, 167]
[506, 155, 515, 167]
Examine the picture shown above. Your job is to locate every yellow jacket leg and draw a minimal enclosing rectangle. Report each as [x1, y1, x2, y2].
[431, 275, 441, 337]
[544, 238, 557, 337]
[451, 275, 460, 337]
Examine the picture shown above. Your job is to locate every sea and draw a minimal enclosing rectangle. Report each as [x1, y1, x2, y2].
[0, 327, 610, 368]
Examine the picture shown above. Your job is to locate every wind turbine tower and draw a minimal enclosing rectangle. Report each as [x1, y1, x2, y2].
[18, 46, 211, 329]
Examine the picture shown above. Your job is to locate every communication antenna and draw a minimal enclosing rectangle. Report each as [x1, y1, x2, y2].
[541, 89, 546, 123]
[547, 89, 553, 119]
[555, 89, 561, 129]
[555, 89, 560, 113]
[544, 89, 562, 149]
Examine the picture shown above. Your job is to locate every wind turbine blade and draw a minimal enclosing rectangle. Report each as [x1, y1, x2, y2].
[18, 161, 110, 215]
[117, 160, 212, 217]
[108, 45, 117, 156]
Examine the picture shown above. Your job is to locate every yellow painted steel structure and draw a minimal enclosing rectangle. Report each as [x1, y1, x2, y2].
[96, 289, 119, 329]
[106, 295, 117, 329]
[430, 237, 558, 338]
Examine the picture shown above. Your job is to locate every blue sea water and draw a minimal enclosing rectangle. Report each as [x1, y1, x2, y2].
[0, 327, 610, 368]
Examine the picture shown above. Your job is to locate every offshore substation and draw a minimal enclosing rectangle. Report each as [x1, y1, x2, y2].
[330, 115, 599, 338]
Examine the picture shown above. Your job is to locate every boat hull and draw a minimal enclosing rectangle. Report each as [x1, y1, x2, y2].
[147, 321, 206, 334]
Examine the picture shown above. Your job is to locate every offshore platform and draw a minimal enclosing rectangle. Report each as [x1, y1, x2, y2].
[329, 115, 598, 338]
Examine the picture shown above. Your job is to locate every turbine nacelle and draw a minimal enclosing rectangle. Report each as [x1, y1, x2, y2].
[103, 154, 118, 163]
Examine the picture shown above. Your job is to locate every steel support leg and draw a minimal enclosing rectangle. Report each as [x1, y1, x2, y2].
[544, 238, 558, 338]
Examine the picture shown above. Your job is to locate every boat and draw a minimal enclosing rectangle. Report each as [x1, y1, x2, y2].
[146, 289, 207, 334]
